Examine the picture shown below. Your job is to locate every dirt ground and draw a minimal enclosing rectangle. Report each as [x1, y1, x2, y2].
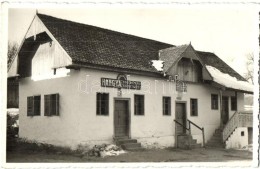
[6, 147, 252, 163]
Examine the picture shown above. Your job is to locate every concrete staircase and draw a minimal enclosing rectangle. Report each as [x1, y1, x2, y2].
[206, 128, 225, 148]
[177, 134, 202, 149]
[114, 137, 143, 151]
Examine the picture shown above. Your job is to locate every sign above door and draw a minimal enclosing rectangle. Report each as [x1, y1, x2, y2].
[101, 74, 141, 90]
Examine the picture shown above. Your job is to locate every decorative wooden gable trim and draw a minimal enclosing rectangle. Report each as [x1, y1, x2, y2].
[32, 15, 72, 68]
[8, 15, 72, 78]
[166, 44, 213, 81]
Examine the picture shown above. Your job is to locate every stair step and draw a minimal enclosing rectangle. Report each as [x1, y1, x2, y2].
[115, 139, 137, 145]
[190, 143, 202, 149]
[206, 143, 224, 147]
[205, 127, 226, 148]
[206, 144, 225, 148]
[121, 143, 142, 150]
[114, 136, 129, 141]
[191, 139, 197, 144]
[209, 137, 222, 142]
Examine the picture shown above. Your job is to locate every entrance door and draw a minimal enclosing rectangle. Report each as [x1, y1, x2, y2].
[114, 100, 129, 138]
[175, 103, 186, 135]
[248, 127, 253, 144]
[222, 96, 229, 125]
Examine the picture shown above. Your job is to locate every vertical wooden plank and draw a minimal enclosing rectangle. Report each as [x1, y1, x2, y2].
[56, 94, 59, 115]
[44, 95, 50, 116]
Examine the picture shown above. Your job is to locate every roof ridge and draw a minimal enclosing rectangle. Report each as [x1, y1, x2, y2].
[37, 13, 173, 46]
[159, 44, 188, 52]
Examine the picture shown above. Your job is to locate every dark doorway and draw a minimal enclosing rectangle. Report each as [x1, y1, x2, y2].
[114, 99, 129, 138]
[175, 102, 186, 135]
[222, 96, 229, 125]
[248, 127, 253, 144]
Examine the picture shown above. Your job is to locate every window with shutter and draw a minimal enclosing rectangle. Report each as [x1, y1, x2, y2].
[44, 95, 51, 116]
[134, 95, 144, 115]
[44, 94, 60, 116]
[27, 95, 41, 116]
[163, 97, 171, 115]
[96, 93, 109, 115]
[190, 98, 198, 116]
[27, 96, 34, 116]
[33, 95, 41, 116]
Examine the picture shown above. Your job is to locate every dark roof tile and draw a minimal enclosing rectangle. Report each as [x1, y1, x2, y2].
[197, 51, 246, 81]
[37, 13, 173, 73]
[36, 14, 246, 82]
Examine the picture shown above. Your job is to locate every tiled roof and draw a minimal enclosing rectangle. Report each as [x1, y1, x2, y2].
[159, 44, 189, 72]
[196, 51, 246, 81]
[37, 14, 173, 73]
[36, 14, 246, 82]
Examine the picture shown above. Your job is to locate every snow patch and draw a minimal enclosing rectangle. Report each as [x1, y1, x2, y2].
[151, 60, 164, 71]
[206, 65, 253, 93]
[7, 108, 19, 116]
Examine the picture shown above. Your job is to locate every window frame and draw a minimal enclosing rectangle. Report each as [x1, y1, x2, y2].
[27, 95, 41, 116]
[231, 96, 237, 111]
[211, 94, 219, 110]
[190, 98, 198, 116]
[96, 92, 109, 116]
[134, 94, 145, 115]
[163, 96, 171, 116]
[44, 93, 59, 116]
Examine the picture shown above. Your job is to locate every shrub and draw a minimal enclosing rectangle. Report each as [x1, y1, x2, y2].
[7, 112, 19, 139]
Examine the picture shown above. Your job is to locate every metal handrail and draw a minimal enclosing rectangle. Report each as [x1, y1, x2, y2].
[173, 119, 205, 148]
[173, 119, 190, 131]
[187, 119, 205, 147]
[187, 119, 203, 130]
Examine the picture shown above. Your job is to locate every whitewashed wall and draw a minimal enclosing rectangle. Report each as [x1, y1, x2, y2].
[225, 127, 249, 149]
[19, 67, 245, 149]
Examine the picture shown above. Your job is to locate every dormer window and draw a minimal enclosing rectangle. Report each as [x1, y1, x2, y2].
[177, 58, 202, 82]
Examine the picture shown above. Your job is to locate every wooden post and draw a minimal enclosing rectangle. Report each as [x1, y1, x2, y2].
[188, 121, 191, 149]
[219, 90, 223, 128]
[202, 127, 205, 148]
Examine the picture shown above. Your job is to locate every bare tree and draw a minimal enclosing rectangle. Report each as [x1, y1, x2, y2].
[244, 53, 254, 84]
[7, 41, 18, 70]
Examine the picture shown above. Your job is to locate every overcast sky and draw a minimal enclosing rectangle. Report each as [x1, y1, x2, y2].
[8, 7, 257, 76]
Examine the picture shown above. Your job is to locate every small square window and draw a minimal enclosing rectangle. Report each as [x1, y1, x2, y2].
[241, 131, 244, 136]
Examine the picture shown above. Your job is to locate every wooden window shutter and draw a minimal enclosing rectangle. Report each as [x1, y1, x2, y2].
[27, 96, 33, 116]
[55, 94, 59, 116]
[168, 97, 171, 115]
[96, 93, 100, 115]
[34, 95, 41, 116]
[44, 95, 51, 116]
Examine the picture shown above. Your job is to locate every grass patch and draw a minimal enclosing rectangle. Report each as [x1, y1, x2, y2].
[7, 138, 81, 155]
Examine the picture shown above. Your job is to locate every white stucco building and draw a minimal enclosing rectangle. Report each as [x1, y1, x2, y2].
[8, 13, 253, 150]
